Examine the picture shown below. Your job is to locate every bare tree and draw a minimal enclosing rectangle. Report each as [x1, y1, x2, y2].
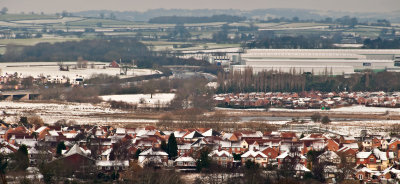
[279, 145, 301, 178]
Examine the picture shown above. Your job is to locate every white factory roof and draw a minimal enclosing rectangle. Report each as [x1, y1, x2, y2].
[243, 59, 394, 63]
[245, 49, 400, 54]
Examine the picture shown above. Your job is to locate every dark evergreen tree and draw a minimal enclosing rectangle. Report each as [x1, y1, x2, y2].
[134, 149, 142, 159]
[18, 144, 28, 156]
[56, 141, 66, 156]
[11, 144, 29, 171]
[167, 133, 178, 159]
[196, 148, 211, 172]
[161, 140, 168, 152]
[0, 155, 7, 184]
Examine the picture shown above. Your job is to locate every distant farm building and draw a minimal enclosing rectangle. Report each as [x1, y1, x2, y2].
[109, 61, 119, 68]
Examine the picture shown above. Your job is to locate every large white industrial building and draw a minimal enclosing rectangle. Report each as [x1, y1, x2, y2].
[232, 49, 400, 75]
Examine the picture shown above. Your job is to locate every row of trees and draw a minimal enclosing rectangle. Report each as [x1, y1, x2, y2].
[261, 15, 391, 27]
[217, 68, 400, 93]
[245, 35, 336, 49]
[149, 15, 246, 24]
[0, 38, 209, 69]
[363, 38, 400, 49]
[1, 38, 148, 63]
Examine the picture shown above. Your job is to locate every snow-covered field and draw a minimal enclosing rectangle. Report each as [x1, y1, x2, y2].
[101, 93, 175, 106]
[0, 101, 159, 125]
[0, 62, 159, 79]
[11, 17, 83, 24]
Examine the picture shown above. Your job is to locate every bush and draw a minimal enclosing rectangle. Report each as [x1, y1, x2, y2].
[64, 87, 101, 103]
[311, 113, 321, 122]
[109, 100, 137, 110]
[28, 115, 44, 127]
[321, 116, 331, 124]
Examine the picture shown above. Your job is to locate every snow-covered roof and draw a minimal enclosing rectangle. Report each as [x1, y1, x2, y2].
[343, 136, 356, 140]
[175, 156, 195, 162]
[295, 164, 310, 172]
[373, 148, 387, 161]
[276, 151, 306, 159]
[63, 144, 91, 157]
[173, 131, 187, 138]
[96, 160, 129, 167]
[318, 150, 340, 160]
[357, 166, 374, 173]
[184, 131, 204, 139]
[101, 148, 112, 156]
[202, 129, 218, 137]
[139, 148, 168, 156]
[242, 131, 263, 138]
[0, 147, 13, 154]
[219, 140, 231, 148]
[342, 143, 358, 149]
[209, 150, 233, 157]
[34, 126, 48, 133]
[356, 152, 372, 159]
[222, 133, 233, 140]
[15, 138, 37, 148]
[64, 132, 78, 139]
[116, 128, 126, 134]
[177, 144, 191, 150]
[48, 130, 59, 136]
[241, 150, 267, 158]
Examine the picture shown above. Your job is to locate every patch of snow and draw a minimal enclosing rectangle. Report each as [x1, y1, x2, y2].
[0, 62, 160, 80]
[100, 93, 175, 105]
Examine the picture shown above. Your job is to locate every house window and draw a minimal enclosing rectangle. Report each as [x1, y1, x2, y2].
[106, 166, 110, 170]
[360, 159, 364, 162]
[358, 174, 363, 180]
[256, 158, 261, 160]
[268, 153, 271, 156]
[369, 158, 374, 163]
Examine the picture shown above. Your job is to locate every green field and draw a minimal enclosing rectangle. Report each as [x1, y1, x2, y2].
[67, 18, 135, 26]
[0, 13, 396, 56]
[0, 37, 82, 46]
[0, 14, 57, 21]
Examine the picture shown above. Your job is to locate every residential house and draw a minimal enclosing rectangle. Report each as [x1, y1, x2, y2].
[209, 149, 234, 167]
[241, 150, 268, 167]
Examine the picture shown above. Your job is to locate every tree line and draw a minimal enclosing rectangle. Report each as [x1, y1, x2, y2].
[0, 38, 149, 63]
[245, 34, 400, 49]
[217, 68, 400, 93]
[0, 38, 210, 68]
[245, 35, 336, 49]
[261, 15, 391, 27]
[363, 38, 400, 49]
[148, 14, 246, 24]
